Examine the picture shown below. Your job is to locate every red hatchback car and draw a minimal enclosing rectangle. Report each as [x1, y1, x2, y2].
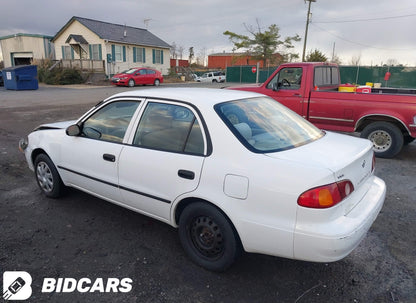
[111, 68, 164, 87]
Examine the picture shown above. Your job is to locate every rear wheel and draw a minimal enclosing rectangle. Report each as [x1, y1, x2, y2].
[179, 202, 241, 272]
[34, 154, 64, 198]
[360, 122, 404, 158]
[128, 79, 135, 87]
[154, 79, 160, 86]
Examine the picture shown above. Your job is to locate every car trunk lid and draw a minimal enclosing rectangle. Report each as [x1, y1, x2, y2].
[265, 132, 374, 213]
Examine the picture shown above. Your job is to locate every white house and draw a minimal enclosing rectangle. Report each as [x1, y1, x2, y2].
[0, 33, 54, 68]
[52, 16, 171, 76]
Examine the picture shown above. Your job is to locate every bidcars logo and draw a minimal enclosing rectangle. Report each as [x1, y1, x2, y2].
[42, 277, 133, 293]
[3, 271, 32, 301]
[2, 271, 132, 301]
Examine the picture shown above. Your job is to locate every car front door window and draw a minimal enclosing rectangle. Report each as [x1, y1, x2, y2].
[82, 101, 140, 143]
[266, 67, 303, 90]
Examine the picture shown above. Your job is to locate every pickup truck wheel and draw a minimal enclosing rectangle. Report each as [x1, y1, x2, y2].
[34, 154, 64, 198]
[128, 79, 135, 87]
[212, 79, 218, 83]
[361, 122, 404, 158]
[179, 202, 242, 272]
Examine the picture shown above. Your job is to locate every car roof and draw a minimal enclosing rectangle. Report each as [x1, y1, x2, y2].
[105, 88, 264, 108]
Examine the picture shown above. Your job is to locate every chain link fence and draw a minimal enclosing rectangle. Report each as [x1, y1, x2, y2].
[226, 65, 416, 88]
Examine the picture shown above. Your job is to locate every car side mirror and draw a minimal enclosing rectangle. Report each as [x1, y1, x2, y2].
[272, 82, 279, 91]
[66, 124, 81, 136]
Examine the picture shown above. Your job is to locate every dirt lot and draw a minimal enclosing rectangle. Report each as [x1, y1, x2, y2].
[0, 84, 415, 303]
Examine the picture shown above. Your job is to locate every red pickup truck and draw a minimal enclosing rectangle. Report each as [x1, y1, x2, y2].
[228, 62, 416, 158]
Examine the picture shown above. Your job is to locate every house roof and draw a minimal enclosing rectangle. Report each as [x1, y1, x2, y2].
[53, 16, 170, 49]
[65, 34, 88, 44]
[0, 33, 53, 41]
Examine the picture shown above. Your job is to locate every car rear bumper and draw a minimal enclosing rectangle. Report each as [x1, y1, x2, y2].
[293, 175, 386, 262]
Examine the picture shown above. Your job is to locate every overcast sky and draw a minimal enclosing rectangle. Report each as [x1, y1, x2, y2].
[1, 0, 415, 66]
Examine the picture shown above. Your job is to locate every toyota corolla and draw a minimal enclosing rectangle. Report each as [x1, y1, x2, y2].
[19, 88, 386, 271]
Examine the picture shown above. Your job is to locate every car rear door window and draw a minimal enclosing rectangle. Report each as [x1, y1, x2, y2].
[133, 102, 204, 155]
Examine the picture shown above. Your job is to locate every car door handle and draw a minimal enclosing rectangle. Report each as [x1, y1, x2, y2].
[293, 93, 302, 97]
[103, 154, 116, 162]
[178, 169, 195, 180]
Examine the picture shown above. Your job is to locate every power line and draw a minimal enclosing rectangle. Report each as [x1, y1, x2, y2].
[310, 23, 416, 51]
[314, 13, 416, 24]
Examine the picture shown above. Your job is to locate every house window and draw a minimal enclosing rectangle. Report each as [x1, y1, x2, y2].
[112, 45, 126, 62]
[90, 44, 102, 60]
[114, 45, 123, 62]
[133, 47, 145, 63]
[62, 46, 73, 59]
[152, 49, 164, 64]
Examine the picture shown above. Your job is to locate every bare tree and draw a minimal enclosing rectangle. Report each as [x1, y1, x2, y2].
[386, 58, 399, 66]
[196, 47, 207, 67]
[188, 47, 194, 64]
[177, 46, 184, 60]
[350, 54, 361, 66]
[170, 42, 177, 59]
[331, 54, 342, 65]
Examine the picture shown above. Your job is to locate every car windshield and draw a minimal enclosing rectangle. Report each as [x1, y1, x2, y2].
[125, 68, 138, 74]
[215, 97, 324, 153]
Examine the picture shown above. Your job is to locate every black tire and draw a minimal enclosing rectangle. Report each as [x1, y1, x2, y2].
[128, 79, 135, 87]
[154, 79, 160, 86]
[360, 122, 404, 158]
[34, 154, 64, 198]
[179, 202, 241, 272]
[212, 79, 218, 83]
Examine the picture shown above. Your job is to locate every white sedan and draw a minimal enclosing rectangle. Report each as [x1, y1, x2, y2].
[19, 88, 386, 271]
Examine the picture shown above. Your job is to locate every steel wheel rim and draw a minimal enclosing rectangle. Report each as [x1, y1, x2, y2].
[190, 216, 224, 260]
[368, 130, 392, 152]
[36, 161, 54, 192]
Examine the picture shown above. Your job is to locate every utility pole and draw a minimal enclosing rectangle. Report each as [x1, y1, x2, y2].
[302, 0, 316, 62]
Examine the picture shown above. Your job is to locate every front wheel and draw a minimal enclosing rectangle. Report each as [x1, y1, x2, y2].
[128, 79, 135, 87]
[34, 154, 64, 198]
[360, 122, 404, 158]
[179, 202, 241, 272]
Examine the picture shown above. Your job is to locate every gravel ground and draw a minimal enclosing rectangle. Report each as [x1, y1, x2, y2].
[0, 83, 415, 303]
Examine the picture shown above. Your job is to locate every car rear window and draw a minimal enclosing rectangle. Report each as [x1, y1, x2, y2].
[314, 66, 339, 86]
[215, 97, 324, 153]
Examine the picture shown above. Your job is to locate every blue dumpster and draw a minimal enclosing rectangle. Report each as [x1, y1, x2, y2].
[2, 65, 38, 90]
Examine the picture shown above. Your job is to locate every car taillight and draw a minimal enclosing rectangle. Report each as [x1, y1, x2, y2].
[297, 180, 354, 209]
